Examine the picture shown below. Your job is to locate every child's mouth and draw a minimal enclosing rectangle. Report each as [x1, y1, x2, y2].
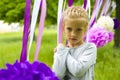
[71, 38, 77, 41]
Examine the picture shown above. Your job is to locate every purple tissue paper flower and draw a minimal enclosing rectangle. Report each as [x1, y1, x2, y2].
[0, 60, 59, 80]
[88, 27, 109, 48]
[108, 32, 114, 42]
[113, 18, 120, 29]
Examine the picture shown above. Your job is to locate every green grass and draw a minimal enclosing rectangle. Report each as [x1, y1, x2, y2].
[0, 29, 57, 68]
[95, 43, 120, 80]
[0, 29, 120, 80]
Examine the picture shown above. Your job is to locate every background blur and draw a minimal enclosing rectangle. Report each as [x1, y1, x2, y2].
[0, 0, 120, 80]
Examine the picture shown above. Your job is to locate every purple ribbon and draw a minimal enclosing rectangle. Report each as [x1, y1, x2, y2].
[83, 0, 87, 9]
[101, 0, 111, 16]
[20, 0, 31, 62]
[58, 13, 64, 44]
[68, 0, 73, 7]
[90, 18, 96, 29]
[34, 0, 46, 61]
[57, 0, 64, 44]
[89, 0, 103, 29]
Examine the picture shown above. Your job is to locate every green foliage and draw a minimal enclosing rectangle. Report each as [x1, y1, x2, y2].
[0, 0, 94, 26]
[0, 0, 116, 26]
[0, 0, 25, 23]
[95, 43, 120, 80]
[45, 0, 58, 26]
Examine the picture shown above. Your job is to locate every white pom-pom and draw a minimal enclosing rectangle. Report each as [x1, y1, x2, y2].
[97, 16, 114, 32]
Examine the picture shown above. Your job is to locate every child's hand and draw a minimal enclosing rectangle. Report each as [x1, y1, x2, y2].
[54, 43, 66, 53]
[54, 47, 57, 53]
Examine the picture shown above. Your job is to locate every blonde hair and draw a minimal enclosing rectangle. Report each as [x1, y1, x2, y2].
[63, 6, 89, 30]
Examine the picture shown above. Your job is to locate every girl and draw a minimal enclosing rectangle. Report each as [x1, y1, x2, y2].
[52, 6, 97, 80]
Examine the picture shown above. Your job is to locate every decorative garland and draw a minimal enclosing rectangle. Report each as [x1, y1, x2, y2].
[0, 0, 58, 80]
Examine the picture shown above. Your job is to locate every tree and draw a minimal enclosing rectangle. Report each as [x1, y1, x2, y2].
[114, 0, 120, 48]
[0, 0, 25, 23]
[0, 0, 95, 26]
[45, 0, 58, 26]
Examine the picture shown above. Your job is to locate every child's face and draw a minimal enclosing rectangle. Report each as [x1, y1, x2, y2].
[64, 19, 87, 47]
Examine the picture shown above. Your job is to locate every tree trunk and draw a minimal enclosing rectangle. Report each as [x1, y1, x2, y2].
[114, 0, 120, 48]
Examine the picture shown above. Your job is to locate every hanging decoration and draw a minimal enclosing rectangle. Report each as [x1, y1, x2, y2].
[107, 1, 116, 16]
[0, 0, 59, 80]
[34, 0, 46, 61]
[57, 0, 64, 44]
[113, 18, 120, 29]
[20, 0, 31, 62]
[100, 0, 111, 16]
[68, 0, 73, 7]
[28, 0, 42, 61]
[0, 60, 59, 80]
[87, 0, 116, 48]
[88, 27, 109, 48]
[97, 16, 114, 32]
[89, 0, 103, 29]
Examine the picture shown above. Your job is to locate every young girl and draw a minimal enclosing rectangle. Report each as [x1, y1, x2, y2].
[52, 6, 97, 80]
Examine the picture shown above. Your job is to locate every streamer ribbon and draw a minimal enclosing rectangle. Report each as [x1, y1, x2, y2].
[83, 0, 87, 9]
[68, 0, 73, 7]
[101, 0, 111, 16]
[63, 0, 67, 11]
[57, 0, 64, 44]
[28, 0, 41, 60]
[107, 1, 116, 16]
[87, 0, 91, 18]
[20, 0, 31, 62]
[89, 0, 103, 29]
[34, 0, 46, 61]
[83, 0, 91, 18]
[86, 0, 103, 42]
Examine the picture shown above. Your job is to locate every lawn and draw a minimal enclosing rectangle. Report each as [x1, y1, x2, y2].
[0, 29, 120, 80]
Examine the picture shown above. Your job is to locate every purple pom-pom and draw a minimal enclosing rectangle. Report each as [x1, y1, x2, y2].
[88, 27, 109, 48]
[0, 60, 59, 80]
[113, 18, 120, 29]
[108, 32, 114, 42]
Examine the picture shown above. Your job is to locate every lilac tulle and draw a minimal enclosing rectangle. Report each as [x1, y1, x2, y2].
[88, 27, 109, 48]
[0, 60, 59, 80]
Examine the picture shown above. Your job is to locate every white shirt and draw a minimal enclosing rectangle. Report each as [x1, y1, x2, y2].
[52, 43, 97, 80]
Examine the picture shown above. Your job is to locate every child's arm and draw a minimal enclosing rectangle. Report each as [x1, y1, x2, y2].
[52, 44, 69, 80]
[66, 43, 97, 78]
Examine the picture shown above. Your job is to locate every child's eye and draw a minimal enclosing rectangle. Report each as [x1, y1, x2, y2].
[67, 28, 72, 31]
[77, 28, 82, 31]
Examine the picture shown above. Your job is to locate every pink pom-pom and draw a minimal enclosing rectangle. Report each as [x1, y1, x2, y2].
[88, 27, 109, 48]
[108, 32, 114, 42]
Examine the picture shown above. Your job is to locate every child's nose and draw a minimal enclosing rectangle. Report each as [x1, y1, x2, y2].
[71, 31, 76, 36]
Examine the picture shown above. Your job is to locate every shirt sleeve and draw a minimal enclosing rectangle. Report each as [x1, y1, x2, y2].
[66, 43, 97, 77]
[52, 44, 69, 80]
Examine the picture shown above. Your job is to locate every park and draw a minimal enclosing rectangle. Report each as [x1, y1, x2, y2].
[0, 0, 120, 80]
